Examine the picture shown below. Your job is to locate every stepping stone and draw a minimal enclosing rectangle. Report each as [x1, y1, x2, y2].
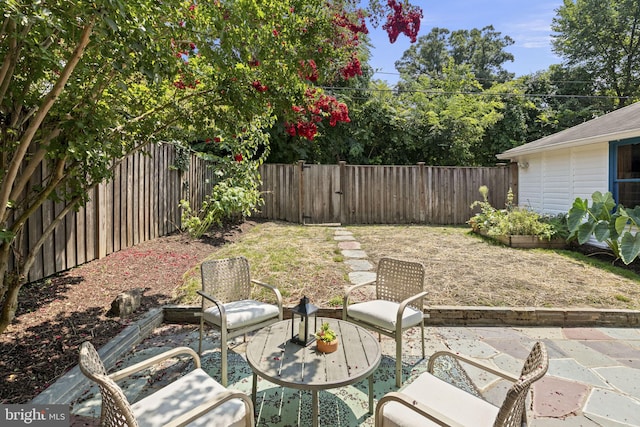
[348, 271, 376, 285]
[334, 235, 356, 241]
[341, 249, 367, 258]
[344, 259, 373, 271]
[338, 241, 361, 250]
[334, 230, 353, 236]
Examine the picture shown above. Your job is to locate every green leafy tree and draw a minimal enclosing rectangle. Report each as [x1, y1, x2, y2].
[448, 26, 515, 86]
[0, 0, 423, 333]
[401, 61, 503, 165]
[552, 0, 640, 106]
[515, 65, 617, 143]
[396, 25, 514, 88]
[476, 81, 535, 166]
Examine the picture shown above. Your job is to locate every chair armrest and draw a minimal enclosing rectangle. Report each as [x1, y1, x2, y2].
[375, 391, 464, 427]
[427, 350, 519, 382]
[343, 280, 376, 319]
[109, 347, 201, 382]
[344, 280, 376, 303]
[396, 291, 428, 329]
[197, 291, 225, 312]
[197, 290, 227, 326]
[164, 389, 255, 427]
[251, 279, 284, 317]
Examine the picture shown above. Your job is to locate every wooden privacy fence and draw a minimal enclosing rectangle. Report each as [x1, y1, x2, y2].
[19, 143, 214, 283]
[257, 161, 517, 225]
[18, 153, 514, 282]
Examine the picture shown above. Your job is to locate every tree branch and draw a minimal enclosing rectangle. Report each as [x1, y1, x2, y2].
[0, 21, 94, 228]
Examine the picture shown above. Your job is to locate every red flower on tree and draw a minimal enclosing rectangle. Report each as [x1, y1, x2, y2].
[382, 0, 423, 43]
[285, 89, 350, 140]
[234, 153, 243, 162]
[251, 80, 268, 92]
[299, 59, 319, 82]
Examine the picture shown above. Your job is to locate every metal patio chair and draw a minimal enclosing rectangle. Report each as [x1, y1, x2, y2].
[198, 256, 283, 386]
[343, 256, 427, 387]
[78, 341, 254, 427]
[375, 341, 549, 427]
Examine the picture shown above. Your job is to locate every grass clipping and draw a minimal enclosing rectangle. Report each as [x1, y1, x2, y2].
[177, 222, 640, 310]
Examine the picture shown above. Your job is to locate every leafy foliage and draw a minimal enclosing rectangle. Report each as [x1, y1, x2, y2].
[314, 321, 337, 343]
[396, 25, 514, 87]
[552, 0, 640, 105]
[568, 191, 640, 264]
[468, 186, 567, 240]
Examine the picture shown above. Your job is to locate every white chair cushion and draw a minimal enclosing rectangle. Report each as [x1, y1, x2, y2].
[380, 372, 499, 427]
[132, 368, 248, 427]
[203, 299, 280, 330]
[347, 300, 423, 331]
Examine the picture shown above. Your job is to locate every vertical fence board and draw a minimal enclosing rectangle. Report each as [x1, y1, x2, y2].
[54, 200, 66, 273]
[85, 187, 96, 262]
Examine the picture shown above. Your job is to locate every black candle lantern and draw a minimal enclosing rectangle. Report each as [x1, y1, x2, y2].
[290, 296, 318, 346]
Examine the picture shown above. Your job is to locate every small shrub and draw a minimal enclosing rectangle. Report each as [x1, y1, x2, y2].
[468, 186, 567, 240]
[327, 295, 343, 307]
[615, 294, 631, 303]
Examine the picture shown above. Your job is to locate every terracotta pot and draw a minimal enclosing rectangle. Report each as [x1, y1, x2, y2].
[316, 339, 338, 353]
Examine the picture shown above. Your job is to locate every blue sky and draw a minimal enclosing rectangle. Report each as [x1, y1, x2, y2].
[367, 0, 565, 85]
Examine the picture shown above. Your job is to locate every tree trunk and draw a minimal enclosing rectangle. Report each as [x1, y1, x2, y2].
[0, 245, 23, 334]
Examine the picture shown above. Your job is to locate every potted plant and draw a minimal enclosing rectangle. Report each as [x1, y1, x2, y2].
[315, 322, 338, 353]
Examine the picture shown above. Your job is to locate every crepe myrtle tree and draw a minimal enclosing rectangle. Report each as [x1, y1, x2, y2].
[0, 0, 422, 333]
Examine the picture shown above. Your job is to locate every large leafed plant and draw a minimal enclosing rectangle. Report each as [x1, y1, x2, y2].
[568, 191, 640, 265]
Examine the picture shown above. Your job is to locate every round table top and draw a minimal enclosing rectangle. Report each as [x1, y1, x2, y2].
[246, 318, 382, 391]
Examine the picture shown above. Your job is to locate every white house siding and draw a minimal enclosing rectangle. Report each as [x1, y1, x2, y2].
[571, 142, 609, 203]
[517, 142, 609, 215]
[541, 151, 571, 214]
[518, 156, 543, 211]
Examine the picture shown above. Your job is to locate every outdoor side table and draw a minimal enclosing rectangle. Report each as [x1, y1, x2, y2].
[246, 317, 382, 427]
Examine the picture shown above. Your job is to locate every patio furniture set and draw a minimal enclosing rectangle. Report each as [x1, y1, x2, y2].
[78, 256, 549, 427]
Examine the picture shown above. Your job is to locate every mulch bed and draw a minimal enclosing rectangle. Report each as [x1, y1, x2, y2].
[0, 221, 255, 404]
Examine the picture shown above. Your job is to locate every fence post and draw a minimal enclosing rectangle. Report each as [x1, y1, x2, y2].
[298, 160, 305, 224]
[339, 161, 347, 225]
[417, 162, 426, 222]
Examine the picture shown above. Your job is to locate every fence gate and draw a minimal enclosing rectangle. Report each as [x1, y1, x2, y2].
[301, 163, 342, 224]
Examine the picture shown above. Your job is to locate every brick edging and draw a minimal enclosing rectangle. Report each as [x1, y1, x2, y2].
[165, 305, 640, 327]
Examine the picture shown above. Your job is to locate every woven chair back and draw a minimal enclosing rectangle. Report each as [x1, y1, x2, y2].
[78, 342, 138, 427]
[201, 256, 252, 304]
[494, 341, 549, 427]
[375, 257, 425, 309]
